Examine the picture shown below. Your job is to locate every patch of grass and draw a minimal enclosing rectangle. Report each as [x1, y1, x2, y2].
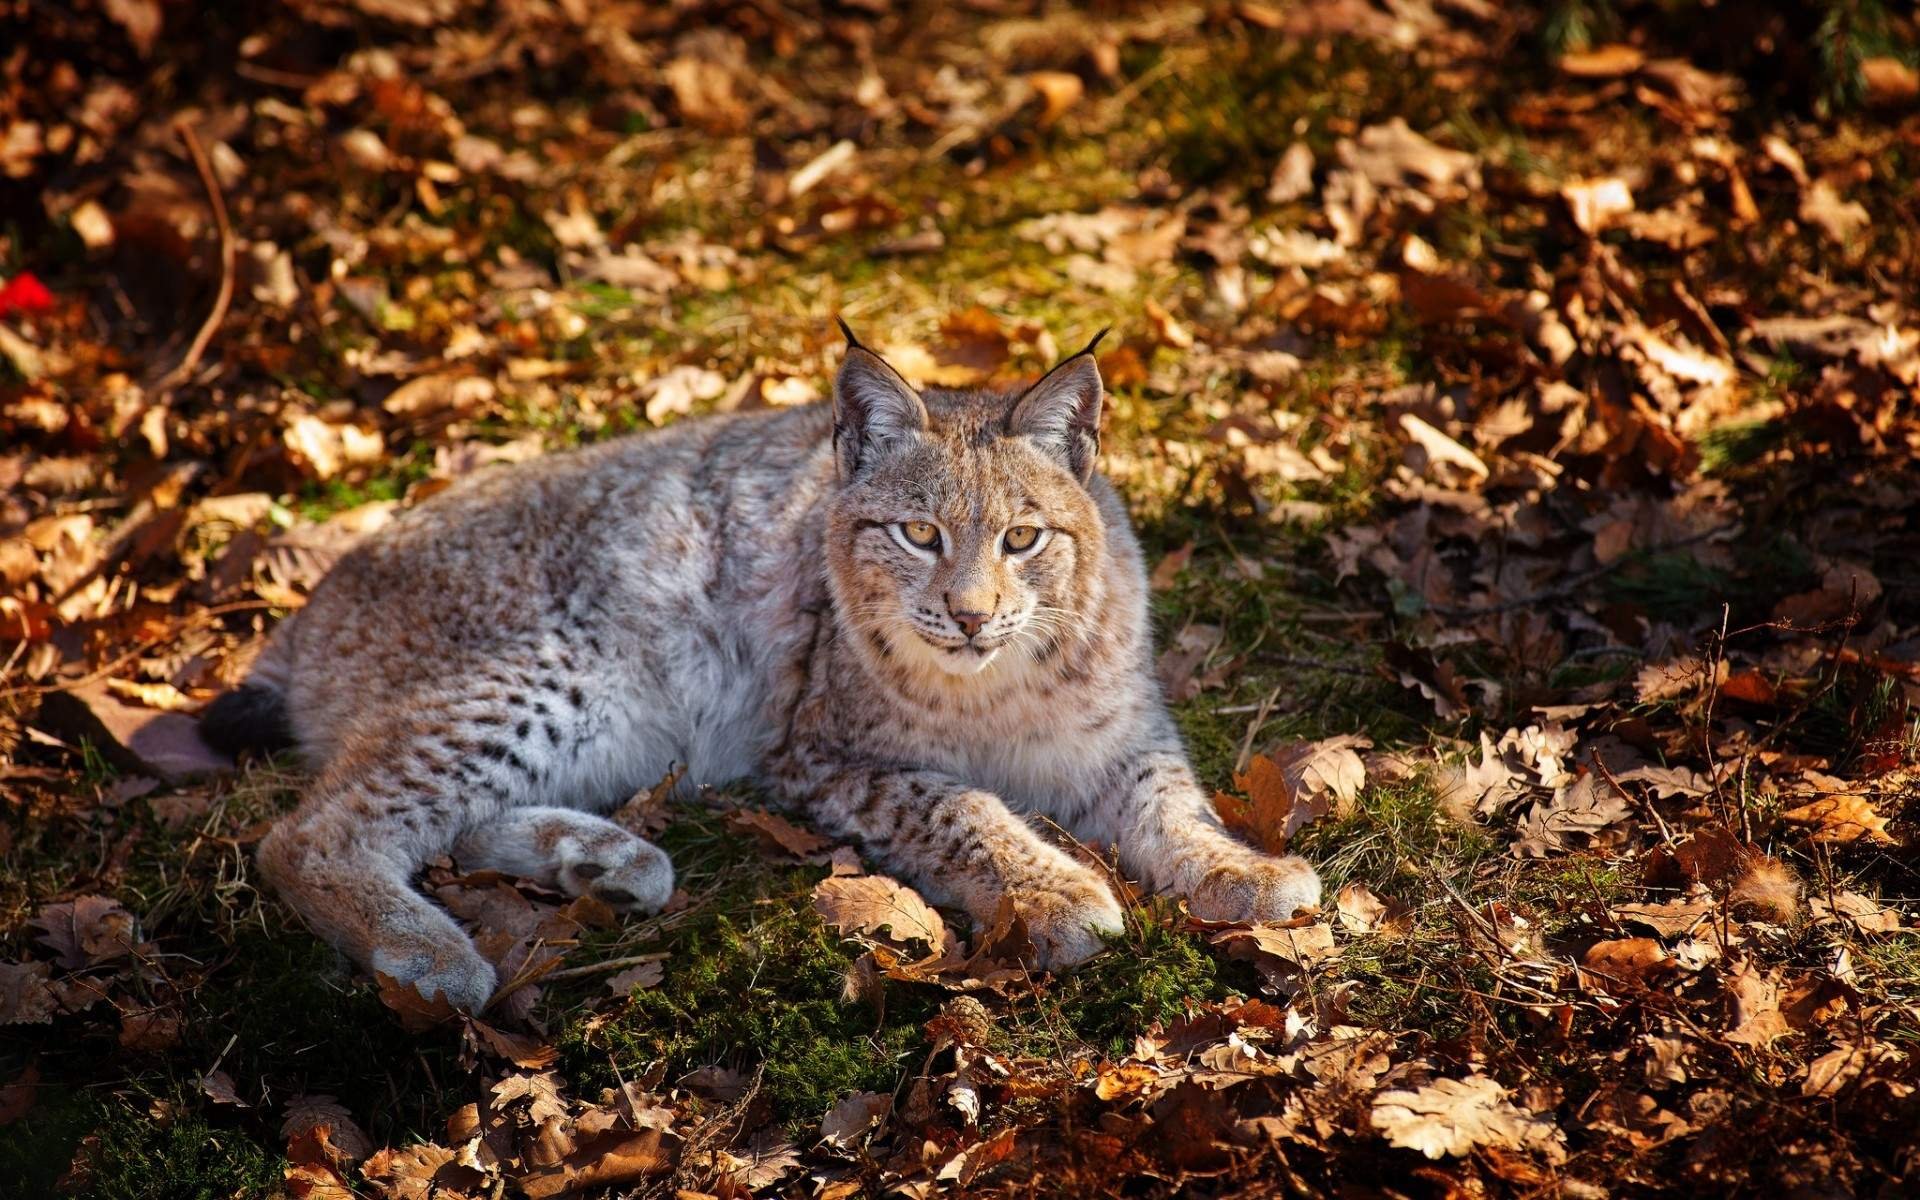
[1295, 774, 1497, 900]
[1604, 549, 1734, 623]
[1698, 416, 1790, 475]
[292, 450, 432, 522]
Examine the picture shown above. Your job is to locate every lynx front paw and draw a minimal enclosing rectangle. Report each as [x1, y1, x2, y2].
[371, 940, 498, 1013]
[1188, 855, 1321, 924]
[1009, 875, 1126, 970]
[560, 839, 674, 913]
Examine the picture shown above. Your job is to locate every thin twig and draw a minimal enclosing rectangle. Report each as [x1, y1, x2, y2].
[542, 951, 671, 983]
[150, 120, 235, 394]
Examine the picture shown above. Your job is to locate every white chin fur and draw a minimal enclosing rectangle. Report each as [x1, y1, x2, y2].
[892, 630, 1004, 678]
[933, 646, 1000, 675]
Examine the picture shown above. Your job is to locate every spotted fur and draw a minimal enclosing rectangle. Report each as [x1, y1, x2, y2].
[223, 331, 1320, 1010]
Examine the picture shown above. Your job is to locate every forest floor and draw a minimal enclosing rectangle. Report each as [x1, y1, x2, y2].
[3, 1, 1920, 1197]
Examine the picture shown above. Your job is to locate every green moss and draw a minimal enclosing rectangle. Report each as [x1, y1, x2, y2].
[1031, 908, 1251, 1058]
[0, 1092, 277, 1200]
[561, 895, 936, 1122]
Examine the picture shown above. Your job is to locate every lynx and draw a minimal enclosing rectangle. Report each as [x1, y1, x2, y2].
[203, 326, 1321, 1011]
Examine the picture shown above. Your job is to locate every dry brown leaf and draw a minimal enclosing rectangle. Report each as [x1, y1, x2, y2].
[31, 895, 139, 970]
[1581, 938, 1676, 993]
[0, 1064, 40, 1127]
[0, 961, 58, 1025]
[1334, 883, 1411, 936]
[1778, 791, 1894, 845]
[1559, 44, 1646, 78]
[1513, 774, 1633, 857]
[725, 808, 831, 861]
[1370, 1075, 1566, 1163]
[605, 960, 666, 994]
[382, 374, 496, 419]
[1723, 957, 1790, 1048]
[1614, 894, 1713, 938]
[664, 54, 749, 133]
[38, 682, 231, 780]
[1208, 922, 1337, 994]
[285, 1127, 358, 1200]
[1561, 176, 1634, 236]
[373, 971, 461, 1032]
[812, 875, 950, 953]
[1025, 71, 1084, 128]
[819, 1090, 890, 1149]
[283, 1095, 375, 1165]
[1798, 180, 1869, 248]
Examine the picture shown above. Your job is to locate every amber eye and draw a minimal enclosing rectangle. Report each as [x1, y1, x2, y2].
[1003, 525, 1041, 553]
[900, 521, 941, 549]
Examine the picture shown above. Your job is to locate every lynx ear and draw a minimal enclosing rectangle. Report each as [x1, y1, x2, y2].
[832, 325, 928, 478]
[1006, 330, 1107, 482]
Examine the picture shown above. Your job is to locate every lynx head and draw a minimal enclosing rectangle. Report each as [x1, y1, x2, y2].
[824, 325, 1112, 683]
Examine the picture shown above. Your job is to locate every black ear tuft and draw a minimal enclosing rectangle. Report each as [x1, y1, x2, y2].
[1005, 338, 1106, 482]
[836, 316, 863, 349]
[832, 342, 929, 479]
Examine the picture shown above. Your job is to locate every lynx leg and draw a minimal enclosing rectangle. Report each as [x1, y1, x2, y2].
[1113, 749, 1321, 923]
[259, 801, 497, 1012]
[780, 750, 1124, 968]
[453, 807, 674, 913]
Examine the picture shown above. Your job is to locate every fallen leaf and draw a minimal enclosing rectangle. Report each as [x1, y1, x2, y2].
[1559, 44, 1646, 78]
[38, 683, 232, 780]
[282, 1095, 374, 1165]
[1723, 957, 1790, 1048]
[374, 971, 461, 1032]
[605, 960, 666, 994]
[31, 895, 139, 970]
[640, 365, 727, 426]
[1580, 938, 1676, 993]
[1798, 180, 1869, 248]
[1561, 176, 1634, 236]
[726, 808, 831, 861]
[819, 1090, 890, 1149]
[1334, 883, 1411, 936]
[1778, 785, 1894, 845]
[812, 875, 950, 954]
[1371, 1075, 1567, 1163]
[1513, 774, 1633, 857]
[1025, 71, 1084, 128]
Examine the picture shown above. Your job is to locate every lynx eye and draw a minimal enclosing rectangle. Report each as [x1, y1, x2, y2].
[900, 521, 941, 550]
[1003, 525, 1041, 553]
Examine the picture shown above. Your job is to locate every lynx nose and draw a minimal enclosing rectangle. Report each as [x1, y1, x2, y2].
[950, 609, 989, 639]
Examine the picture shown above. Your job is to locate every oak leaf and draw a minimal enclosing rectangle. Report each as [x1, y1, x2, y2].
[1370, 1075, 1567, 1162]
[812, 875, 951, 954]
[1334, 883, 1411, 936]
[31, 895, 139, 970]
[1778, 790, 1894, 845]
[819, 1090, 890, 1149]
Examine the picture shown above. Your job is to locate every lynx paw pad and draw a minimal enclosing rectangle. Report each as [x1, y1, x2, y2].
[1010, 876, 1125, 971]
[1189, 855, 1321, 925]
[560, 841, 674, 913]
